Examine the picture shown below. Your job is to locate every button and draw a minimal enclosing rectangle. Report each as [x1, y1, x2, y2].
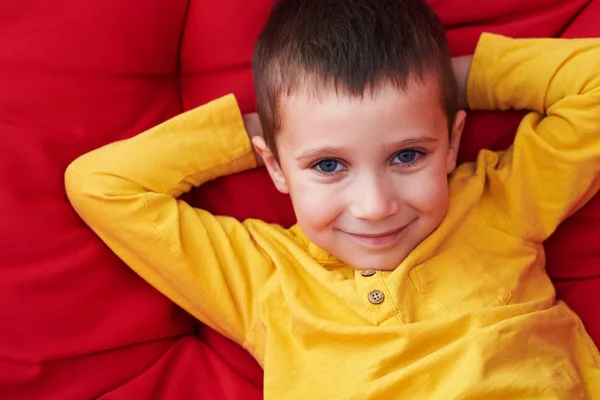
[360, 269, 376, 277]
[368, 290, 385, 304]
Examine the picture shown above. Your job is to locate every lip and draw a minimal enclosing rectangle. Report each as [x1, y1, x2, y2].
[345, 225, 408, 248]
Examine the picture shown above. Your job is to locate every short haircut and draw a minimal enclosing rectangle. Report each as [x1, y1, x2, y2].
[252, 0, 457, 155]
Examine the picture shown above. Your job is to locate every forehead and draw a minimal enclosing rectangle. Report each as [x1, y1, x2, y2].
[276, 79, 448, 154]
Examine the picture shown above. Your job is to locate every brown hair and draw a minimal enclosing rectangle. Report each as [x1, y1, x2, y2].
[252, 0, 457, 155]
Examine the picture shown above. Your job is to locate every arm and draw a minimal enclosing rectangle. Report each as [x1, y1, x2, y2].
[65, 95, 270, 345]
[467, 34, 600, 241]
[452, 55, 473, 110]
[243, 112, 265, 166]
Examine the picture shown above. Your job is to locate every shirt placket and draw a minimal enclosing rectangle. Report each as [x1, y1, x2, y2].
[354, 269, 399, 325]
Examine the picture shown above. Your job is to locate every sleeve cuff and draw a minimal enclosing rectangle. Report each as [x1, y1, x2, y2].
[466, 33, 512, 111]
[210, 94, 258, 177]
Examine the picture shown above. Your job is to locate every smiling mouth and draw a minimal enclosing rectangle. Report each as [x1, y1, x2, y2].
[345, 226, 408, 247]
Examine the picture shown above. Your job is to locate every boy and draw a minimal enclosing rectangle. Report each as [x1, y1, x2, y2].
[66, 0, 600, 398]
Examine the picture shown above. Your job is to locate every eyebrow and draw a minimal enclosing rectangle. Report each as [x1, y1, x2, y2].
[294, 136, 439, 161]
[386, 136, 439, 148]
[295, 146, 343, 161]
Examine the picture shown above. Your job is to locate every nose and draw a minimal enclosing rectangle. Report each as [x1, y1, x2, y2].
[348, 174, 399, 221]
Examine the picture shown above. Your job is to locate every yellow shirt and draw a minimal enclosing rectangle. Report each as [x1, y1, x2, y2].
[66, 34, 600, 399]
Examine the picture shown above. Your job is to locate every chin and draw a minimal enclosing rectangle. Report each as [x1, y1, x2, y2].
[349, 254, 405, 272]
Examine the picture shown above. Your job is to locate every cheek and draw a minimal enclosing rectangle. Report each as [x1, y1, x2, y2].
[400, 165, 449, 214]
[287, 177, 342, 230]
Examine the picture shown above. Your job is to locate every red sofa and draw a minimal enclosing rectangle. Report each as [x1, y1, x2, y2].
[1, 0, 599, 398]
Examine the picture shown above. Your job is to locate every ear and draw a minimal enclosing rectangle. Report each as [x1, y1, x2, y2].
[446, 110, 467, 174]
[252, 136, 290, 194]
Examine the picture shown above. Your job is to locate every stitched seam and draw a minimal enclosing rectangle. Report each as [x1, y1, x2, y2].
[408, 266, 441, 316]
[378, 273, 404, 324]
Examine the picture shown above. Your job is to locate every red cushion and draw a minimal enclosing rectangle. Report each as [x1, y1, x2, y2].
[1, 0, 598, 398]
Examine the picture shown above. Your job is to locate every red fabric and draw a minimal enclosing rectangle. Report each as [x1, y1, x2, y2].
[0, 0, 598, 398]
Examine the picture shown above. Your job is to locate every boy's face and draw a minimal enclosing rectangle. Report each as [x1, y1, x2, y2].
[255, 80, 466, 271]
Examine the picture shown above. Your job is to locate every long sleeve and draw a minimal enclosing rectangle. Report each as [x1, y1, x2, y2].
[65, 95, 271, 346]
[467, 34, 600, 241]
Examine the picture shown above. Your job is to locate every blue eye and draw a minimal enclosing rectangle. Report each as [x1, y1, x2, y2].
[316, 159, 341, 173]
[393, 150, 421, 165]
[312, 159, 346, 175]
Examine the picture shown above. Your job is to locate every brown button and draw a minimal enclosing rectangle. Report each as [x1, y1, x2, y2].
[360, 269, 376, 277]
[368, 290, 385, 304]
